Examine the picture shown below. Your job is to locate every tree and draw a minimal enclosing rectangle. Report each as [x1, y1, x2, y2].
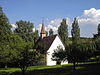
[33, 30, 39, 38]
[58, 18, 68, 45]
[71, 18, 80, 44]
[18, 45, 41, 75]
[70, 17, 80, 70]
[33, 30, 39, 44]
[94, 24, 100, 57]
[66, 44, 79, 70]
[52, 45, 66, 65]
[0, 7, 12, 68]
[46, 31, 48, 36]
[66, 40, 96, 70]
[0, 7, 12, 38]
[95, 38, 100, 56]
[0, 34, 25, 68]
[49, 29, 53, 36]
[98, 24, 100, 36]
[14, 20, 34, 48]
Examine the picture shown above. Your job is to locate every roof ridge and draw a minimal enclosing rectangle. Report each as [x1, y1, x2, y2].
[44, 34, 57, 38]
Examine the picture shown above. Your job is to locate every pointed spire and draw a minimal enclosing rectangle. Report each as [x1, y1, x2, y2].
[40, 22, 46, 39]
[41, 23, 45, 34]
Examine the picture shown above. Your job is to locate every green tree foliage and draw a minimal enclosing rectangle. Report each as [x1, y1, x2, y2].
[58, 18, 68, 45]
[0, 7, 25, 69]
[52, 45, 66, 65]
[66, 39, 96, 70]
[71, 18, 80, 44]
[18, 45, 41, 75]
[46, 31, 48, 36]
[14, 20, 34, 48]
[33, 30, 39, 38]
[0, 34, 25, 68]
[94, 24, 100, 57]
[14, 20, 41, 74]
[0, 7, 12, 68]
[33, 30, 39, 44]
[70, 17, 80, 70]
[95, 38, 100, 55]
[0, 7, 12, 35]
[94, 24, 100, 38]
[98, 24, 100, 35]
[49, 29, 53, 36]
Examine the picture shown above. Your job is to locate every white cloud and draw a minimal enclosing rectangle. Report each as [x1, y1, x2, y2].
[37, 18, 71, 36]
[78, 8, 100, 37]
[37, 24, 42, 35]
[79, 8, 100, 25]
[46, 18, 62, 34]
[45, 24, 58, 34]
[11, 8, 99, 37]
[83, 8, 100, 19]
[49, 18, 62, 26]
[37, 19, 62, 35]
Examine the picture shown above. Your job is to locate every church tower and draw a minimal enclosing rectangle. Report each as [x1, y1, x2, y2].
[40, 23, 46, 39]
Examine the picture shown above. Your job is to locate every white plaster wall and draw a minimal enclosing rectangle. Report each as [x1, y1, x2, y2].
[46, 35, 68, 66]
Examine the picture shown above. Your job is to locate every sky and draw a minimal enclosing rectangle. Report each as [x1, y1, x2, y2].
[0, 0, 100, 37]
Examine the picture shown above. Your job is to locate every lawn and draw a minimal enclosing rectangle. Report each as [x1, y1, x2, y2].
[0, 62, 100, 75]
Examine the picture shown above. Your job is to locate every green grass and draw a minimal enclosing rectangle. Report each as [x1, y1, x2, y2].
[0, 64, 72, 75]
[0, 68, 21, 74]
[28, 63, 72, 70]
[0, 62, 100, 75]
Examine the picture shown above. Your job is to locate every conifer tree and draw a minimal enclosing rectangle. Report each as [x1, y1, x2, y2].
[58, 18, 68, 45]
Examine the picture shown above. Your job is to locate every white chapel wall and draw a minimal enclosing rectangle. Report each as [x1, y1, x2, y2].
[46, 35, 68, 66]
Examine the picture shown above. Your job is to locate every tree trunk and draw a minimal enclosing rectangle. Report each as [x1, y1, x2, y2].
[5, 63, 7, 69]
[73, 61, 76, 70]
[56, 61, 61, 65]
[22, 70, 25, 75]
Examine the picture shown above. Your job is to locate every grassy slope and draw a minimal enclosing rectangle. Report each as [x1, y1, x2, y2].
[0, 62, 100, 75]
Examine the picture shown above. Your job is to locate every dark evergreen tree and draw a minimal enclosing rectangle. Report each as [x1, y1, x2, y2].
[49, 29, 53, 36]
[58, 18, 68, 45]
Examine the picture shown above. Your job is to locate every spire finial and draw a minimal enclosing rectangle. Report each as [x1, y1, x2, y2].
[42, 19, 44, 25]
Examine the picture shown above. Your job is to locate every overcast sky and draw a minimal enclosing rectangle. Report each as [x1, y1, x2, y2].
[0, 0, 100, 37]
